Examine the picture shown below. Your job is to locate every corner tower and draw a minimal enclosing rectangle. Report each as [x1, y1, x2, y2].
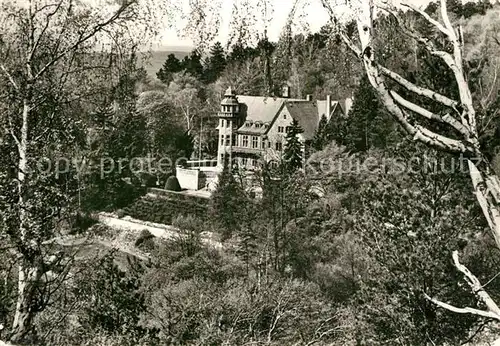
[217, 87, 240, 167]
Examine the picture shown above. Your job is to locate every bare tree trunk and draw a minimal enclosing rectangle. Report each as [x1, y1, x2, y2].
[467, 160, 500, 247]
[10, 99, 37, 343]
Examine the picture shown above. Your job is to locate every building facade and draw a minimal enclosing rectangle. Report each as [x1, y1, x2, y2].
[216, 87, 352, 170]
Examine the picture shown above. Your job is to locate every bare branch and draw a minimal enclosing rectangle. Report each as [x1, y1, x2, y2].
[423, 292, 500, 320]
[425, 251, 500, 321]
[28, 0, 65, 64]
[0, 64, 19, 90]
[32, 0, 136, 81]
[453, 250, 500, 315]
[400, 2, 450, 39]
[379, 65, 458, 109]
[389, 90, 469, 136]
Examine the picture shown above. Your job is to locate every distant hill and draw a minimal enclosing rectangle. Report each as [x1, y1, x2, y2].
[139, 50, 191, 80]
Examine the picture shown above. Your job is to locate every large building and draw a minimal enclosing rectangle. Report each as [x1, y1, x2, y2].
[216, 87, 352, 170]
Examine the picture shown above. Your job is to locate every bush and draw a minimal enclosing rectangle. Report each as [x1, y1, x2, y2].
[123, 195, 208, 225]
[71, 212, 98, 234]
[135, 229, 154, 246]
[115, 209, 126, 218]
[165, 176, 181, 192]
[135, 229, 157, 253]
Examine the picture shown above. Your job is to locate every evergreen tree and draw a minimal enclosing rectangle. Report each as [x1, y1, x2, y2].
[227, 43, 257, 64]
[283, 119, 304, 172]
[183, 50, 204, 80]
[325, 76, 400, 152]
[311, 114, 329, 151]
[156, 53, 184, 84]
[209, 157, 246, 240]
[204, 42, 226, 83]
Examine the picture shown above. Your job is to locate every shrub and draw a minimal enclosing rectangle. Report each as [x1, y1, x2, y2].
[165, 176, 181, 192]
[135, 229, 157, 253]
[71, 212, 98, 234]
[115, 209, 126, 218]
[123, 195, 208, 226]
[135, 229, 155, 247]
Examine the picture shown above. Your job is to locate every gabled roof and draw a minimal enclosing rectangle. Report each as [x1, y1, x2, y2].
[284, 101, 320, 140]
[317, 99, 344, 121]
[235, 95, 303, 134]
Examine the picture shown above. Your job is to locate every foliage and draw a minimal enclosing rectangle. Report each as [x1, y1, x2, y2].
[156, 53, 184, 84]
[209, 158, 248, 240]
[204, 42, 227, 83]
[283, 119, 304, 172]
[311, 114, 329, 151]
[74, 253, 155, 340]
[124, 196, 208, 225]
[330, 76, 401, 153]
[165, 176, 182, 192]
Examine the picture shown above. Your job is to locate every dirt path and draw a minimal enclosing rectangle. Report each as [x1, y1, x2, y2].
[97, 212, 223, 249]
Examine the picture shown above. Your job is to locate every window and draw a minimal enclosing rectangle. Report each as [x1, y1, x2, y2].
[246, 123, 251, 127]
[278, 126, 284, 133]
[242, 158, 248, 166]
[286, 126, 291, 133]
[283, 113, 287, 119]
[261, 140, 266, 149]
[232, 135, 237, 146]
[226, 134, 230, 146]
[226, 120, 231, 128]
[250, 159, 256, 167]
[276, 142, 282, 151]
[252, 136, 259, 149]
[220, 135, 224, 146]
[268, 141, 271, 148]
[242, 135, 249, 147]
[219, 119, 223, 128]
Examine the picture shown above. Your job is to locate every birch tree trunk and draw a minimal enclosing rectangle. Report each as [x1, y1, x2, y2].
[319, 0, 500, 337]
[0, 0, 158, 341]
[10, 96, 36, 343]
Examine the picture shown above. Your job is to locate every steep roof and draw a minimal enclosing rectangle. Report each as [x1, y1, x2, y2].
[316, 100, 327, 118]
[236, 95, 303, 134]
[285, 101, 320, 140]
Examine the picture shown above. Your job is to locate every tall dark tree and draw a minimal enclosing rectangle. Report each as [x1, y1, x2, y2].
[311, 114, 329, 151]
[182, 50, 204, 80]
[209, 157, 246, 240]
[227, 43, 257, 64]
[204, 42, 226, 83]
[324, 76, 400, 153]
[156, 54, 183, 84]
[283, 119, 304, 172]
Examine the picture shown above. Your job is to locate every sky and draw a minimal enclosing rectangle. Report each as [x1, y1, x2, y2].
[154, 0, 437, 50]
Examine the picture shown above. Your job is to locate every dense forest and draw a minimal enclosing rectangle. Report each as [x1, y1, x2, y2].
[1, 0, 500, 345]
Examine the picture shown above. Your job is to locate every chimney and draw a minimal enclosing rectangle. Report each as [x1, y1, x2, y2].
[306, 94, 312, 101]
[344, 96, 353, 115]
[326, 95, 332, 121]
[282, 85, 290, 98]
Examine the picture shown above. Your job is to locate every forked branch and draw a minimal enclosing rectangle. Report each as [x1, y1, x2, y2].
[424, 251, 500, 321]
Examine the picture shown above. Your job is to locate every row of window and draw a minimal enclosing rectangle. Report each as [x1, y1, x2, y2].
[219, 119, 232, 128]
[277, 126, 292, 133]
[220, 134, 237, 146]
[221, 105, 239, 113]
[245, 122, 268, 129]
[220, 134, 285, 151]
